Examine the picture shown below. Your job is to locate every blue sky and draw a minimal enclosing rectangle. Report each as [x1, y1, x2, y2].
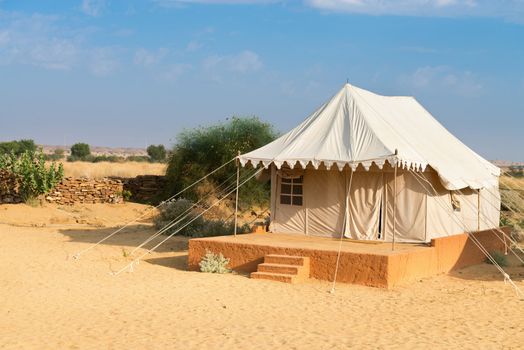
[0, 0, 523, 161]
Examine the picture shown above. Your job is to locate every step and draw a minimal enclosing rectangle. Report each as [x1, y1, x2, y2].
[250, 271, 297, 284]
[257, 263, 301, 275]
[264, 254, 310, 266]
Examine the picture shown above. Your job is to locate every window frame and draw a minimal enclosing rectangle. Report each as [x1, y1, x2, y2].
[280, 175, 303, 206]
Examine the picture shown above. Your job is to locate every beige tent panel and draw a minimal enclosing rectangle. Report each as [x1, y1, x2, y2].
[384, 171, 427, 242]
[347, 171, 383, 240]
[479, 185, 501, 230]
[305, 169, 345, 237]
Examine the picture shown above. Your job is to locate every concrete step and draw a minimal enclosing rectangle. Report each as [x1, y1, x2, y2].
[250, 271, 297, 284]
[257, 263, 301, 275]
[264, 254, 310, 266]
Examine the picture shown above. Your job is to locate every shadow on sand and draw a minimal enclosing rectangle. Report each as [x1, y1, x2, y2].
[59, 224, 191, 270]
[447, 253, 524, 283]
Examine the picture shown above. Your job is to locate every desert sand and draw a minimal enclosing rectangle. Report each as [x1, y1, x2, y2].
[1, 203, 523, 349]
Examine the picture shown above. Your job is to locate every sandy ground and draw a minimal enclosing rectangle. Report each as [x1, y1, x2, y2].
[1, 203, 524, 349]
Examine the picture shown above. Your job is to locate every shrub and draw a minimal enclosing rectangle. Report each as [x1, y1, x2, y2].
[165, 116, 278, 206]
[0, 151, 64, 201]
[70, 143, 91, 160]
[45, 148, 65, 161]
[485, 251, 508, 267]
[91, 155, 125, 163]
[0, 139, 37, 156]
[147, 144, 167, 162]
[120, 190, 132, 201]
[154, 199, 251, 238]
[199, 250, 231, 273]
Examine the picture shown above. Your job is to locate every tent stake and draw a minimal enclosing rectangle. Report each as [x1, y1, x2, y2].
[392, 151, 398, 251]
[234, 151, 240, 237]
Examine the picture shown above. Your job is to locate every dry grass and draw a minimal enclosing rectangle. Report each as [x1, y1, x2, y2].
[58, 161, 166, 179]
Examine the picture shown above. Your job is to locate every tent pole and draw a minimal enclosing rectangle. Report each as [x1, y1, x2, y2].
[477, 189, 481, 232]
[234, 151, 240, 237]
[392, 151, 398, 251]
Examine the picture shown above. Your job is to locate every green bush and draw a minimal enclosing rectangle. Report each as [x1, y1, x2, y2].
[91, 155, 125, 163]
[70, 143, 91, 160]
[0, 139, 36, 156]
[44, 148, 65, 161]
[0, 151, 64, 201]
[165, 116, 278, 206]
[485, 251, 508, 267]
[147, 144, 167, 162]
[199, 250, 231, 274]
[154, 199, 250, 238]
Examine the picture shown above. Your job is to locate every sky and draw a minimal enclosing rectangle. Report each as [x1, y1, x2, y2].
[0, 0, 523, 161]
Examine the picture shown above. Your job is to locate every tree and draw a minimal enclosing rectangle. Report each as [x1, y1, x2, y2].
[147, 144, 167, 162]
[70, 143, 91, 160]
[165, 116, 278, 206]
[0, 139, 37, 156]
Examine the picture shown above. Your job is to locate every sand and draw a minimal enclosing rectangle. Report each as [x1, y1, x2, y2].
[1, 203, 523, 349]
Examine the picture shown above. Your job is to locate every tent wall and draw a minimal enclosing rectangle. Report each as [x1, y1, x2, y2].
[479, 185, 501, 230]
[346, 171, 383, 240]
[269, 165, 501, 242]
[304, 168, 346, 237]
[383, 170, 427, 242]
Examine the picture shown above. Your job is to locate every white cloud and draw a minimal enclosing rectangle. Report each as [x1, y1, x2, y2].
[400, 65, 483, 97]
[304, 0, 524, 20]
[186, 40, 203, 52]
[152, 0, 524, 21]
[155, 0, 280, 6]
[0, 13, 80, 70]
[134, 48, 168, 67]
[29, 38, 79, 70]
[204, 50, 262, 73]
[161, 63, 192, 81]
[81, 0, 106, 16]
[89, 48, 119, 76]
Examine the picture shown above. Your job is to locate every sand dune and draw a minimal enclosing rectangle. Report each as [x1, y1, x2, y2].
[1, 204, 523, 349]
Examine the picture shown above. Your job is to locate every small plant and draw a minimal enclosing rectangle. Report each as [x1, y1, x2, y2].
[0, 150, 64, 201]
[485, 251, 508, 267]
[199, 250, 231, 273]
[120, 190, 132, 201]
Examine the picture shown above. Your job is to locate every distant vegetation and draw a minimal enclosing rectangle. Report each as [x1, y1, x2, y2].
[66, 142, 167, 163]
[69, 143, 91, 161]
[165, 116, 278, 207]
[147, 144, 167, 162]
[0, 139, 37, 156]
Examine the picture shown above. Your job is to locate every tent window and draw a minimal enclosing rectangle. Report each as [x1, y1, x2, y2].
[280, 176, 303, 206]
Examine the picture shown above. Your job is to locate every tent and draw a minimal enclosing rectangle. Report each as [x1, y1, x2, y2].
[238, 83, 501, 242]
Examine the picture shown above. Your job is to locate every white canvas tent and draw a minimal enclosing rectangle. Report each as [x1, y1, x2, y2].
[239, 83, 501, 242]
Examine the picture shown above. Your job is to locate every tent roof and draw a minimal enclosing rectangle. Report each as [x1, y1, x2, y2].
[239, 83, 499, 190]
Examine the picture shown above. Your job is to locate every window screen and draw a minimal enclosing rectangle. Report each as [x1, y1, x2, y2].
[280, 176, 303, 206]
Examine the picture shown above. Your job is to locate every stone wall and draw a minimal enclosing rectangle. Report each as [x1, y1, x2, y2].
[0, 172, 165, 205]
[113, 175, 167, 203]
[0, 170, 23, 204]
[45, 177, 124, 205]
